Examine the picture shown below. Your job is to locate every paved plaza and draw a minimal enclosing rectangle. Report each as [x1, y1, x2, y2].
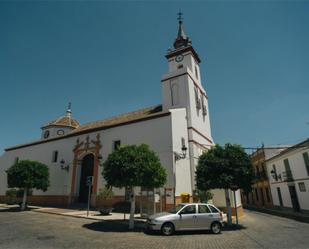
[1, 208, 309, 249]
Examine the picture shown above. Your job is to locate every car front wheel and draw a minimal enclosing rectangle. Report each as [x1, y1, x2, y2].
[211, 222, 221, 234]
[161, 222, 174, 236]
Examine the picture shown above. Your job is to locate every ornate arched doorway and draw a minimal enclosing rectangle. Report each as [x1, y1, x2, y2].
[78, 154, 94, 203]
[69, 134, 102, 206]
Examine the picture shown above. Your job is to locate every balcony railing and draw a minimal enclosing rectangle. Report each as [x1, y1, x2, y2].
[254, 170, 268, 181]
[282, 170, 293, 181]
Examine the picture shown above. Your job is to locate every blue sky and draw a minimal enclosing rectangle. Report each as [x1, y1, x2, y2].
[0, 1, 308, 153]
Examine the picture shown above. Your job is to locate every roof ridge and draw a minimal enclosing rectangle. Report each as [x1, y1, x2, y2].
[78, 104, 162, 128]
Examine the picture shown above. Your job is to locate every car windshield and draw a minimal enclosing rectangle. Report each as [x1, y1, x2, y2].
[168, 204, 185, 214]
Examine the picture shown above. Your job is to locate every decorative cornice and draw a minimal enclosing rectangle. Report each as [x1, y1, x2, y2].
[188, 127, 213, 144]
[161, 71, 208, 99]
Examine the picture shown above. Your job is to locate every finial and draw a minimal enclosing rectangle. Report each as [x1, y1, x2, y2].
[66, 102, 72, 117]
[173, 10, 191, 49]
[177, 10, 183, 23]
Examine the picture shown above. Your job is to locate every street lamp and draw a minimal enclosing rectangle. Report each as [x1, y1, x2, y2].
[174, 138, 188, 161]
[270, 169, 282, 181]
[60, 159, 70, 172]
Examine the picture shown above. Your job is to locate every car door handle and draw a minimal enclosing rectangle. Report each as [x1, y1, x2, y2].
[193, 215, 197, 218]
[209, 214, 213, 217]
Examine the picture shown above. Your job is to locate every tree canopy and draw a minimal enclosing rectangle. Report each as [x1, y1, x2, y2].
[6, 160, 50, 210]
[102, 144, 167, 229]
[196, 143, 254, 192]
[103, 144, 167, 189]
[6, 160, 50, 191]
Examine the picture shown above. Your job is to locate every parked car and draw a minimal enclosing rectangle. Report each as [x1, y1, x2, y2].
[147, 203, 225, 235]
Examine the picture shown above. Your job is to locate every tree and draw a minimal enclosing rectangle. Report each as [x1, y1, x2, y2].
[193, 189, 214, 203]
[103, 144, 167, 229]
[6, 160, 50, 211]
[196, 143, 254, 225]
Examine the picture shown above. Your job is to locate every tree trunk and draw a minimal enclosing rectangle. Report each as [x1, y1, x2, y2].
[129, 187, 135, 230]
[224, 189, 232, 225]
[21, 187, 27, 211]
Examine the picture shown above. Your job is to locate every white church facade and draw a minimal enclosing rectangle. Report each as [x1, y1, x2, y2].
[0, 17, 242, 213]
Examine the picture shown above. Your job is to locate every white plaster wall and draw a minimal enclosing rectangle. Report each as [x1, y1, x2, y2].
[0, 137, 76, 196]
[266, 146, 309, 211]
[0, 115, 175, 199]
[169, 108, 191, 196]
[94, 114, 174, 196]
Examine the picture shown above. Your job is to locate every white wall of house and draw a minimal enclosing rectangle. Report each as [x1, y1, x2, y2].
[266, 144, 309, 212]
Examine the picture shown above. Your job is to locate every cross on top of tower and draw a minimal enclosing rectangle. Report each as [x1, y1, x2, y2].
[173, 11, 191, 49]
[177, 11, 183, 22]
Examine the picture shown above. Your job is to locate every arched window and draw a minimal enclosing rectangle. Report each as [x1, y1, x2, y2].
[171, 83, 179, 106]
[195, 66, 199, 79]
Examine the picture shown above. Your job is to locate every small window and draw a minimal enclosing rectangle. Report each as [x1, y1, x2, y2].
[265, 187, 271, 202]
[181, 205, 196, 214]
[113, 140, 121, 151]
[14, 157, 19, 164]
[171, 83, 179, 106]
[198, 205, 211, 213]
[52, 151, 58, 163]
[299, 182, 306, 192]
[208, 205, 220, 213]
[177, 64, 183, 69]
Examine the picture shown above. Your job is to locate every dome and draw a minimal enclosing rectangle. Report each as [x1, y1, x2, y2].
[45, 116, 80, 129]
[42, 103, 80, 129]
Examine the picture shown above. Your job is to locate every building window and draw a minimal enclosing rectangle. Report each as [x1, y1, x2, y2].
[265, 187, 271, 202]
[302, 152, 309, 176]
[52, 151, 58, 163]
[255, 188, 259, 201]
[277, 187, 283, 207]
[283, 159, 293, 181]
[194, 87, 201, 109]
[201, 96, 207, 116]
[171, 83, 179, 106]
[177, 64, 183, 69]
[298, 182, 306, 192]
[195, 66, 199, 79]
[113, 140, 121, 151]
[14, 157, 19, 164]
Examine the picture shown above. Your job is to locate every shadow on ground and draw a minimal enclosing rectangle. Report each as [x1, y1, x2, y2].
[0, 207, 34, 212]
[82, 220, 146, 233]
[83, 220, 247, 235]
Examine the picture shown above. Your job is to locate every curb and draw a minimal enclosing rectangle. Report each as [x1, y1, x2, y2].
[244, 207, 309, 224]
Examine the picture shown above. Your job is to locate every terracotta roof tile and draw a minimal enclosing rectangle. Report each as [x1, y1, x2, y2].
[71, 105, 163, 134]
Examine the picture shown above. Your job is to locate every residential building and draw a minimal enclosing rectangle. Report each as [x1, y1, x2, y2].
[241, 147, 284, 209]
[266, 139, 309, 214]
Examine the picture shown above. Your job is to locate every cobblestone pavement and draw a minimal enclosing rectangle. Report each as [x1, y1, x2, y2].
[1, 208, 309, 249]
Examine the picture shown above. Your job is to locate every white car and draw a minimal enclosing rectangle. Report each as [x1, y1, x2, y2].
[147, 203, 225, 235]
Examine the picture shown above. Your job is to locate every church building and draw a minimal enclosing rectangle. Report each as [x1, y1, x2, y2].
[0, 16, 241, 214]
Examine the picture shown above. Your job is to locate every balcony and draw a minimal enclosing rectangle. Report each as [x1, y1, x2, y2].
[254, 170, 268, 181]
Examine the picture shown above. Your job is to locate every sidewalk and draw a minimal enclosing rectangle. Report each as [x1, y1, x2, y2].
[244, 206, 309, 223]
[0, 203, 146, 223]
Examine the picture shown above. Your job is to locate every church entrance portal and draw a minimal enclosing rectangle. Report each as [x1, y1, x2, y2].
[78, 154, 94, 203]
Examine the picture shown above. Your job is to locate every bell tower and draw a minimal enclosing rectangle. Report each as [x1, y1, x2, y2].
[161, 12, 214, 190]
